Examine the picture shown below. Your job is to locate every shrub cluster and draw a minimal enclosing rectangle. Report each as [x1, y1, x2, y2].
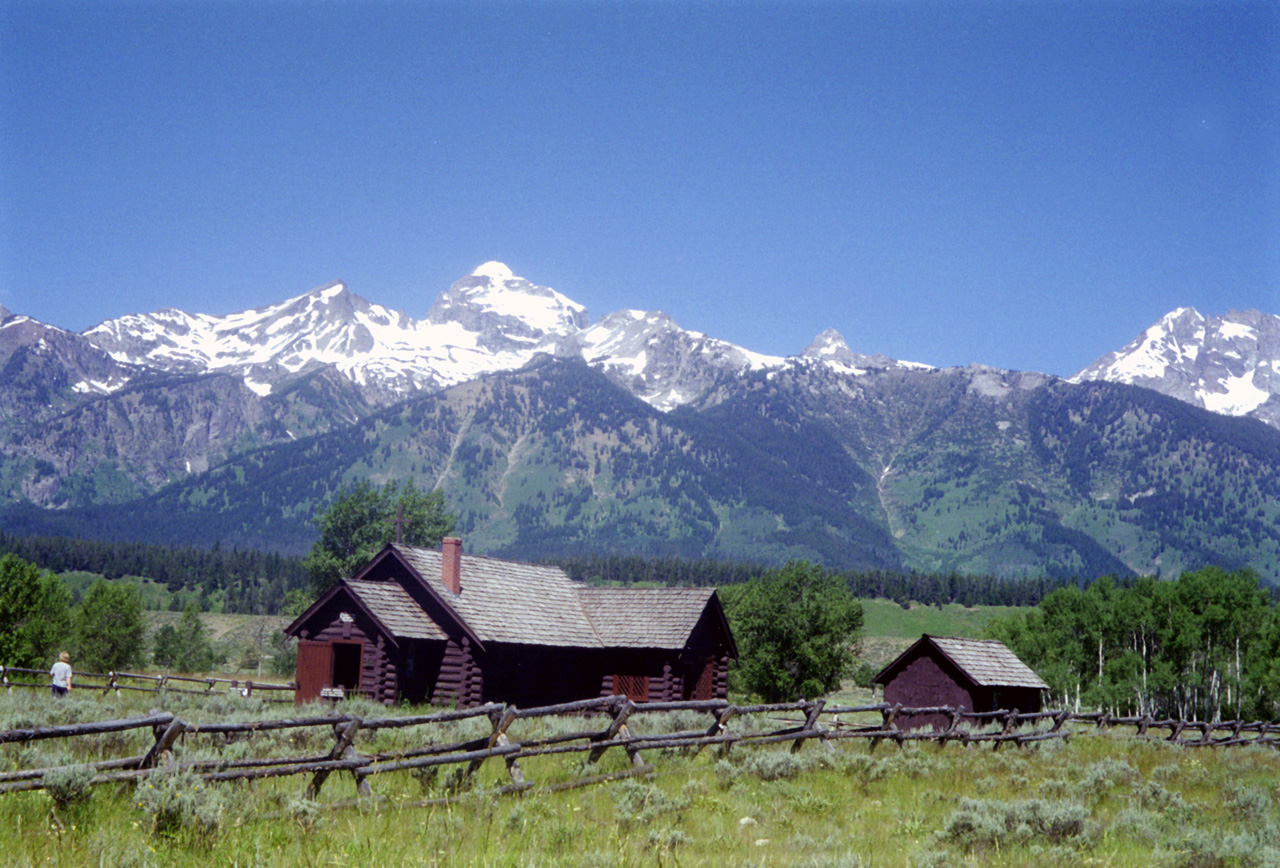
[134, 767, 234, 847]
[941, 797, 1091, 850]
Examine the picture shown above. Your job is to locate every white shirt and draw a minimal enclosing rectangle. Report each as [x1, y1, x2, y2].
[51, 661, 72, 689]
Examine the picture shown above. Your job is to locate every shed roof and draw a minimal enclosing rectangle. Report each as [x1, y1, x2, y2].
[875, 635, 1048, 690]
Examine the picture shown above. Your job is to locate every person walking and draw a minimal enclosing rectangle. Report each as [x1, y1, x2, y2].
[50, 651, 72, 697]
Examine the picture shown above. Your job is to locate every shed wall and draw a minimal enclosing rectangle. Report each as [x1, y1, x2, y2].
[882, 651, 974, 731]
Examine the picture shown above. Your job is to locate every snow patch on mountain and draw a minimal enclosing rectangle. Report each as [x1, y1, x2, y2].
[1201, 371, 1271, 416]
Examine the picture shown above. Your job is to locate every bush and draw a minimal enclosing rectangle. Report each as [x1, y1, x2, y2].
[609, 779, 688, 826]
[941, 797, 1090, 849]
[1171, 830, 1280, 868]
[43, 763, 95, 811]
[135, 767, 233, 846]
[1077, 757, 1139, 799]
[1131, 780, 1191, 820]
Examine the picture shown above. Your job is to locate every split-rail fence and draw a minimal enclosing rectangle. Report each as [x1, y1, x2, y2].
[1, 697, 1278, 810]
[0, 665, 295, 702]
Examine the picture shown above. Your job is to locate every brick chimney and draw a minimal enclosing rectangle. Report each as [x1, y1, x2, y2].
[441, 537, 462, 595]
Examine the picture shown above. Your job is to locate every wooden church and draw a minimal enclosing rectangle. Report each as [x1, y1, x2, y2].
[285, 538, 738, 707]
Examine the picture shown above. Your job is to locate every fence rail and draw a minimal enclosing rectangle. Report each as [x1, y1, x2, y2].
[1, 697, 1277, 805]
[0, 665, 295, 702]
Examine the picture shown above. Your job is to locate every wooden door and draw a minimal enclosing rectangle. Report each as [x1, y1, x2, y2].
[296, 640, 333, 705]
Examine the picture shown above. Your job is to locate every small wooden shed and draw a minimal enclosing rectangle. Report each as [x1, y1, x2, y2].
[872, 635, 1047, 731]
[285, 538, 737, 707]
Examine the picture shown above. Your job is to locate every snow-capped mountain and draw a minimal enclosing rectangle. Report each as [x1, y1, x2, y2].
[64, 261, 827, 411]
[1071, 308, 1280, 430]
[0, 311, 136, 400]
[424, 261, 588, 351]
[7, 270, 1280, 584]
[80, 264, 591, 402]
[12, 261, 936, 415]
[571, 309, 784, 411]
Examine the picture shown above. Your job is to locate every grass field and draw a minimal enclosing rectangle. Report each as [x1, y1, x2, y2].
[858, 599, 1024, 641]
[1, 690, 1276, 868]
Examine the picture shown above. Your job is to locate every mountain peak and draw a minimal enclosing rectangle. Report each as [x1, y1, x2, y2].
[803, 328, 852, 359]
[426, 265, 588, 343]
[470, 261, 515, 280]
[801, 328, 918, 371]
[1073, 306, 1280, 428]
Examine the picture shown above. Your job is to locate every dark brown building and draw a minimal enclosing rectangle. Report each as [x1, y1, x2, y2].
[285, 539, 737, 707]
[872, 634, 1047, 731]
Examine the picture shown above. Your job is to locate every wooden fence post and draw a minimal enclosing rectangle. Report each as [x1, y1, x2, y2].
[871, 703, 902, 752]
[462, 706, 520, 786]
[308, 718, 368, 799]
[588, 698, 635, 765]
[484, 706, 525, 788]
[992, 708, 1020, 751]
[139, 718, 188, 769]
[693, 705, 736, 758]
[791, 700, 827, 754]
[940, 707, 964, 746]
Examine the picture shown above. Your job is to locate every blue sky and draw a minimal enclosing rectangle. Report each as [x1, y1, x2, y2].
[2, 1, 1276, 377]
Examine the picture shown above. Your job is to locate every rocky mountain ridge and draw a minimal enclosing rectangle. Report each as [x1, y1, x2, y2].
[14, 262, 923, 411]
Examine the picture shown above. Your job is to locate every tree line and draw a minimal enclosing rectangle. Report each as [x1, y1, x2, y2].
[549, 553, 1074, 607]
[0, 531, 308, 615]
[987, 567, 1280, 722]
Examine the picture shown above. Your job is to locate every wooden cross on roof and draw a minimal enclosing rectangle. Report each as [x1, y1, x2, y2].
[388, 503, 409, 545]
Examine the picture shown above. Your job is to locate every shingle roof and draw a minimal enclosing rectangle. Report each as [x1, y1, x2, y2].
[345, 580, 448, 641]
[577, 587, 717, 649]
[928, 636, 1048, 689]
[388, 544, 721, 650]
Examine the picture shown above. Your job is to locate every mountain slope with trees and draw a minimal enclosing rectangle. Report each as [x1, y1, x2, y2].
[4, 356, 1279, 584]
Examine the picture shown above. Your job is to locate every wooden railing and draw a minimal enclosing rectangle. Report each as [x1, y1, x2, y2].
[0, 665, 295, 701]
[1, 698, 1277, 806]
